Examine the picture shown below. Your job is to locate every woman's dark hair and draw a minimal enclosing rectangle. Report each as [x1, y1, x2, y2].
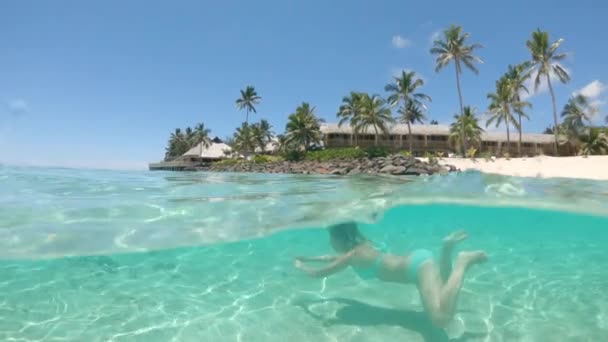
[328, 222, 367, 250]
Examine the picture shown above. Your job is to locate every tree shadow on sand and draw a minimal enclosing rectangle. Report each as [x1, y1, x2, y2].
[295, 297, 487, 342]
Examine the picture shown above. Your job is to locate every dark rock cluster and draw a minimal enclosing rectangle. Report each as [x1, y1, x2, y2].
[197, 155, 458, 176]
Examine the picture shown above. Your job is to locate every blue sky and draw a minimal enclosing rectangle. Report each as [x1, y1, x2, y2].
[1, 0, 606, 169]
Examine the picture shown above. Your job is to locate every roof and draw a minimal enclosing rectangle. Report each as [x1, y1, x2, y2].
[320, 123, 555, 144]
[183, 142, 232, 159]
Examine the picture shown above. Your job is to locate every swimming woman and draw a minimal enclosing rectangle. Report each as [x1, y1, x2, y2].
[293, 222, 487, 327]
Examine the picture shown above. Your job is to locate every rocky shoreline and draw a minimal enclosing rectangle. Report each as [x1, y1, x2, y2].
[192, 155, 458, 176]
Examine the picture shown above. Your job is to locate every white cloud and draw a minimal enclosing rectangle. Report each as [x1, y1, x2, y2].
[573, 80, 606, 99]
[521, 68, 571, 100]
[6, 99, 29, 117]
[391, 35, 411, 49]
[571, 80, 607, 124]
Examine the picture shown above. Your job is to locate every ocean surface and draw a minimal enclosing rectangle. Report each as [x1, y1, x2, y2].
[1, 165, 607, 341]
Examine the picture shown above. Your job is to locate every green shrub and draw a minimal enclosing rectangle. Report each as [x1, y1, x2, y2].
[436, 151, 445, 159]
[422, 152, 438, 165]
[399, 150, 412, 157]
[502, 152, 511, 160]
[480, 151, 492, 161]
[365, 146, 389, 158]
[215, 158, 240, 166]
[466, 147, 477, 159]
[252, 155, 271, 164]
[304, 147, 365, 161]
[284, 149, 305, 161]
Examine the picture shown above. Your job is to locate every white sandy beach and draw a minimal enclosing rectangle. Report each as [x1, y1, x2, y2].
[437, 155, 608, 181]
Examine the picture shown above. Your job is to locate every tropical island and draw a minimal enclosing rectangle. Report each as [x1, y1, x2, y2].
[149, 26, 608, 179]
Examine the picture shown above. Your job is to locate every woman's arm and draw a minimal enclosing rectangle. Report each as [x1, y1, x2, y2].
[294, 255, 338, 263]
[293, 252, 352, 278]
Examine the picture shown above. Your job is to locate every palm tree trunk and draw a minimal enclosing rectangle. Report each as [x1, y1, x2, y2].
[454, 61, 466, 155]
[246, 108, 249, 125]
[407, 122, 413, 153]
[547, 75, 560, 156]
[518, 114, 522, 157]
[374, 126, 379, 147]
[506, 120, 511, 156]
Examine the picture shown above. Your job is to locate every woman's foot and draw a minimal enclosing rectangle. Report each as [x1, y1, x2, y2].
[443, 230, 468, 249]
[456, 250, 487, 270]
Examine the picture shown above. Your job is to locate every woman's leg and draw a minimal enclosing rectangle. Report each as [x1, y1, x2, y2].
[417, 251, 486, 328]
[440, 230, 468, 282]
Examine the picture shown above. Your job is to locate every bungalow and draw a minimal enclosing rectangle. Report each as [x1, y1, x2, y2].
[148, 137, 232, 171]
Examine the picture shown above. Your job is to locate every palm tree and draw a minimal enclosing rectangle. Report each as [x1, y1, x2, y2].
[398, 101, 426, 153]
[449, 106, 484, 151]
[579, 128, 608, 156]
[351, 94, 394, 146]
[430, 24, 483, 154]
[184, 127, 194, 143]
[165, 128, 188, 160]
[504, 62, 532, 156]
[250, 119, 274, 153]
[235, 86, 261, 124]
[430, 120, 439, 125]
[272, 134, 291, 153]
[385, 70, 432, 110]
[526, 29, 570, 155]
[486, 76, 530, 156]
[337, 92, 363, 145]
[285, 102, 323, 151]
[232, 123, 257, 153]
[193, 123, 211, 158]
[561, 94, 597, 134]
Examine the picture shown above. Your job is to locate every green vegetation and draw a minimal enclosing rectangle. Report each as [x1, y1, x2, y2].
[214, 159, 240, 167]
[579, 128, 608, 155]
[231, 120, 274, 154]
[283, 150, 305, 162]
[350, 94, 394, 146]
[504, 63, 532, 156]
[449, 106, 484, 153]
[486, 75, 531, 156]
[424, 152, 438, 165]
[164, 123, 211, 161]
[285, 102, 323, 152]
[365, 146, 390, 158]
[304, 148, 365, 161]
[466, 147, 478, 159]
[337, 92, 394, 147]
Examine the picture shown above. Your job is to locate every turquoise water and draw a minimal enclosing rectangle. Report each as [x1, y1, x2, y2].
[1, 166, 608, 341]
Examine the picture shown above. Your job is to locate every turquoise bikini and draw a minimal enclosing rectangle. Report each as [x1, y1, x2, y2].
[352, 248, 433, 282]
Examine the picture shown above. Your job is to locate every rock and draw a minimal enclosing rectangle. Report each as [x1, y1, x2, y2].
[390, 166, 407, 175]
[380, 164, 399, 174]
[330, 168, 346, 175]
[348, 167, 361, 175]
[405, 167, 430, 176]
